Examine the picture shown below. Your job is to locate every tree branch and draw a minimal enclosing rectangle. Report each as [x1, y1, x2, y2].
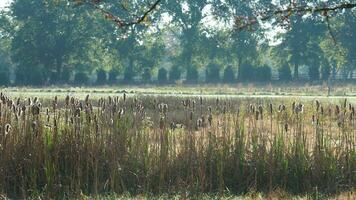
[73, 0, 162, 28]
[235, 3, 356, 30]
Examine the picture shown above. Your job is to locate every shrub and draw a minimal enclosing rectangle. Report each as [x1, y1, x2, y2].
[142, 68, 152, 83]
[157, 68, 168, 84]
[169, 65, 181, 83]
[108, 68, 119, 84]
[205, 63, 220, 83]
[0, 71, 10, 86]
[186, 66, 199, 84]
[123, 67, 134, 83]
[308, 65, 320, 81]
[223, 65, 236, 83]
[74, 72, 89, 85]
[321, 65, 331, 81]
[278, 65, 292, 82]
[96, 69, 107, 85]
[238, 63, 254, 82]
[255, 65, 272, 82]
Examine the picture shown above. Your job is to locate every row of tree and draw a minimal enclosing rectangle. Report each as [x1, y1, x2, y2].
[0, 0, 354, 86]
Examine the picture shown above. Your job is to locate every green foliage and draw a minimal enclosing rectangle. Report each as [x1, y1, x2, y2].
[96, 69, 107, 85]
[123, 67, 135, 83]
[278, 65, 292, 82]
[238, 63, 254, 82]
[0, 71, 10, 86]
[142, 68, 152, 83]
[169, 65, 181, 83]
[74, 72, 89, 85]
[308, 66, 320, 81]
[157, 68, 168, 84]
[223, 65, 236, 83]
[205, 63, 220, 83]
[109, 68, 119, 84]
[186, 66, 199, 84]
[255, 65, 272, 82]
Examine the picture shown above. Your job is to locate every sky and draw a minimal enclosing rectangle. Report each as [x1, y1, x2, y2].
[0, 0, 10, 9]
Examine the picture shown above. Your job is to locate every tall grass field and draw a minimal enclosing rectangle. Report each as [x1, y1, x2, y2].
[0, 91, 355, 199]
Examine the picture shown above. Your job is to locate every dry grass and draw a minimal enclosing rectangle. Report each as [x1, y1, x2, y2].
[0, 92, 355, 199]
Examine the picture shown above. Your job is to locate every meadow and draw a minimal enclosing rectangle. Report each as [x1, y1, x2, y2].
[0, 87, 355, 199]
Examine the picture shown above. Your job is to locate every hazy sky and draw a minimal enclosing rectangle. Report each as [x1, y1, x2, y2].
[0, 0, 10, 9]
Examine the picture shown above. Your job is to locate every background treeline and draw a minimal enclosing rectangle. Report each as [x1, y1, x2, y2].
[0, 0, 355, 86]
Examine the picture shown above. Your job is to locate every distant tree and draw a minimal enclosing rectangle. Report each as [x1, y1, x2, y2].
[142, 67, 152, 83]
[96, 68, 107, 85]
[278, 65, 292, 82]
[321, 64, 331, 81]
[205, 63, 220, 83]
[223, 65, 235, 83]
[123, 67, 134, 83]
[157, 68, 168, 84]
[108, 68, 119, 84]
[238, 63, 254, 82]
[308, 65, 320, 81]
[255, 65, 272, 82]
[74, 72, 89, 85]
[186, 66, 199, 84]
[169, 65, 181, 83]
[0, 71, 10, 86]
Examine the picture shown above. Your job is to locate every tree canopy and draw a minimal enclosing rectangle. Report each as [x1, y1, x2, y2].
[0, 0, 355, 86]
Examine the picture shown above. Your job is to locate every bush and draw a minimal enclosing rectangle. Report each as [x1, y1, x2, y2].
[142, 68, 152, 83]
[74, 72, 89, 85]
[308, 65, 320, 81]
[186, 66, 199, 84]
[278, 65, 292, 82]
[0, 71, 10, 86]
[169, 65, 181, 83]
[157, 68, 168, 84]
[255, 65, 272, 82]
[108, 68, 119, 84]
[223, 65, 236, 83]
[321, 64, 331, 81]
[96, 69, 107, 85]
[205, 63, 220, 83]
[123, 67, 134, 83]
[238, 63, 254, 82]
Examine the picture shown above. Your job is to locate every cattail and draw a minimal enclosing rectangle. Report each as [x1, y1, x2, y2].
[258, 105, 263, 118]
[200, 97, 203, 105]
[16, 98, 20, 106]
[32, 104, 40, 116]
[85, 94, 90, 105]
[119, 108, 125, 118]
[123, 93, 126, 102]
[197, 118, 203, 128]
[163, 104, 168, 114]
[315, 100, 320, 112]
[335, 105, 340, 116]
[343, 99, 347, 109]
[269, 103, 273, 114]
[312, 115, 315, 124]
[208, 114, 213, 126]
[223, 106, 227, 114]
[216, 98, 219, 106]
[320, 106, 324, 115]
[208, 106, 212, 114]
[255, 111, 259, 120]
[159, 117, 165, 130]
[63, 95, 69, 107]
[190, 111, 194, 121]
[284, 123, 288, 132]
[292, 102, 296, 113]
[5, 124, 11, 135]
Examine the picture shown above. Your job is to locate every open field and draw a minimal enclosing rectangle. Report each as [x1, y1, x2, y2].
[0, 86, 355, 199]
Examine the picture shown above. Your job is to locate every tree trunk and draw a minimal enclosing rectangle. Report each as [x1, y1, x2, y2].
[293, 63, 299, 80]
